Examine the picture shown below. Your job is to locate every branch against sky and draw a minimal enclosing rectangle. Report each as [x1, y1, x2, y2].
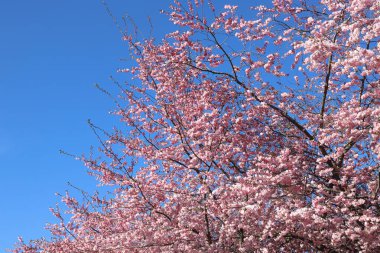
[12, 0, 380, 252]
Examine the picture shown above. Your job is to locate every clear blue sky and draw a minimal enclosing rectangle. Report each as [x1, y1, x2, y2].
[0, 0, 170, 251]
[0, 0, 253, 251]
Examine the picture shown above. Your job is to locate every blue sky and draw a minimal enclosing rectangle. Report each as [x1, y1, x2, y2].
[0, 0, 170, 251]
[0, 0, 255, 251]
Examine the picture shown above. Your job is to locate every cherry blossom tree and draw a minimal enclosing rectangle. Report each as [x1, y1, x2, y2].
[13, 0, 380, 252]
